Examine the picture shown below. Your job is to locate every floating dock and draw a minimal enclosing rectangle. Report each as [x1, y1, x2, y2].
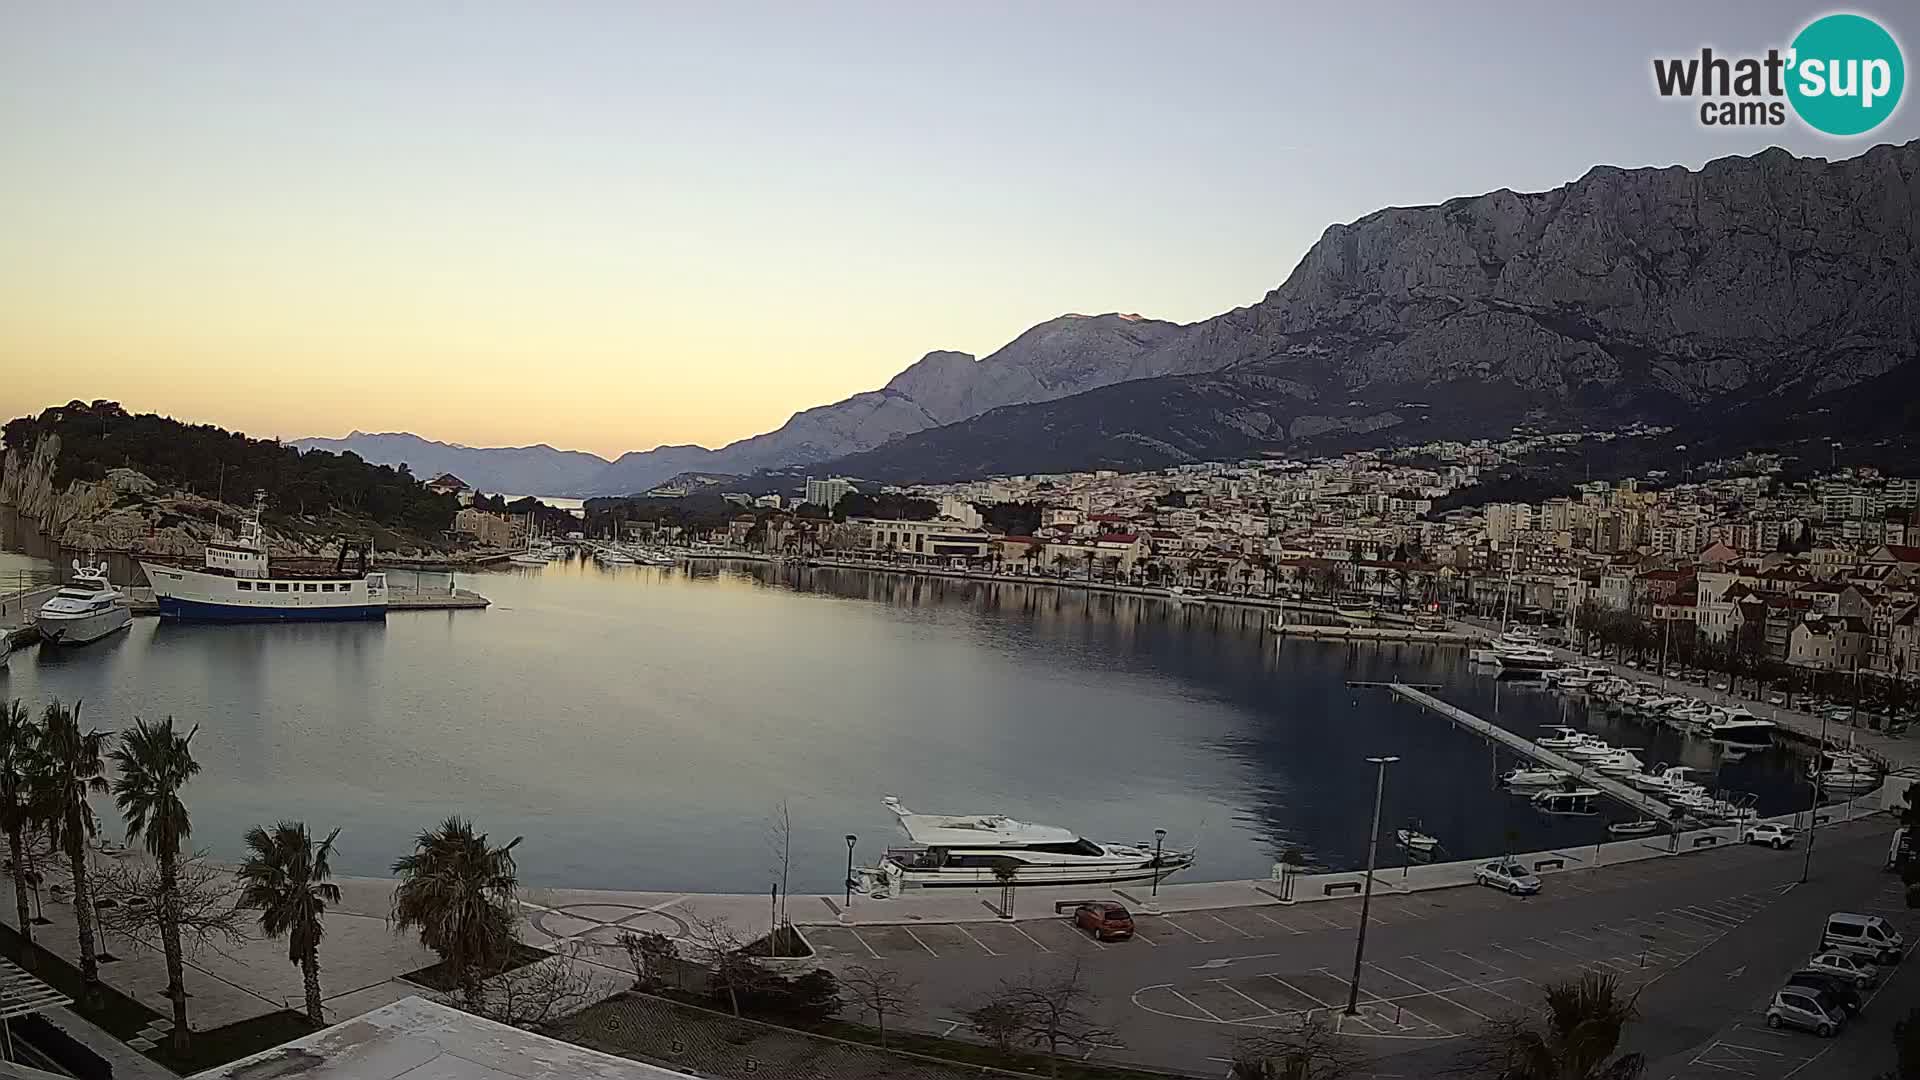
[1272, 624, 1475, 644]
[1388, 683, 1676, 823]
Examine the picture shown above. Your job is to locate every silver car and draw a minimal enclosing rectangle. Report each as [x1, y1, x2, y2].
[1473, 859, 1541, 895]
[1807, 951, 1879, 988]
[1767, 988, 1845, 1037]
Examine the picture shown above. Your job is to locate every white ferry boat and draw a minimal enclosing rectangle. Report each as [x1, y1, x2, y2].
[139, 496, 386, 622]
[856, 797, 1194, 892]
[35, 562, 133, 645]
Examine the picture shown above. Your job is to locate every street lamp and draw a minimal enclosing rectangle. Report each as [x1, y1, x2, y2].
[1346, 755, 1400, 1016]
[1150, 828, 1167, 899]
[1801, 710, 1829, 885]
[844, 835, 858, 907]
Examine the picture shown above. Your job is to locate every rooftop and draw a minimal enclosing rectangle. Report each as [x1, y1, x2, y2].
[191, 997, 694, 1080]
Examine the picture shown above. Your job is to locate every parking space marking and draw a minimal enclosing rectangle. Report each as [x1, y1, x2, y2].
[1489, 942, 1534, 963]
[845, 927, 882, 959]
[1212, 980, 1283, 1019]
[1528, 936, 1582, 957]
[952, 923, 998, 956]
[1251, 909, 1305, 934]
[1364, 961, 1438, 997]
[1157, 915, 1215, 943]
[1266, 974, 1335, 1010]
[902, 927, 939, 957]
[1403, 955, 1471, 987]
[1167, 988, 1225, 1023]
[1006, 922, 1052, 953]
[1451, 949, 1504, 974]
[1202, 912, 1258, 940]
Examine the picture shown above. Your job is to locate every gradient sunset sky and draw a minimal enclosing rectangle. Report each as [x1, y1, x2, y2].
[4, 3, 1914, 459]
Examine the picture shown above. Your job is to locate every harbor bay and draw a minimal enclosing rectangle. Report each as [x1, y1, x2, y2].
[1, 552, 1815, 895]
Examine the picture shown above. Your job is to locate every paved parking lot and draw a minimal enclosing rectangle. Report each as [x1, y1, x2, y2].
[1666, 878, 1917, 1080]
[1132, 887, 1786, 1041]
[800, 851, 1761, 966]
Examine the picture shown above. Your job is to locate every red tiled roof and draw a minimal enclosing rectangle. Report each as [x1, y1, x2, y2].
[1098, 533, 1142, 544]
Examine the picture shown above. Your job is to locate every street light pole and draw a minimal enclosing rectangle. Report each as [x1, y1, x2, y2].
[1801, 711, 1828, 885]
[1150, 828, 1167, 899]
[844, 834, 858, 907]
[1346, 755, 1399, 1016]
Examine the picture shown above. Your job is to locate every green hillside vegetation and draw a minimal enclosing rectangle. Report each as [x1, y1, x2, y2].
[4, 400, 457, 536]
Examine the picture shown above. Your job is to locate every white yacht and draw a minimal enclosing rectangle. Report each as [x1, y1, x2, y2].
[1501, 766, 1572, 787]
[1537, 727, 1595, 751]
[35, 562, 132, 645]
[1814, 751, 1882, 794]
[1702, 708, 1776, 743]
[1627, 765, 1702, 796]
[595, 547, 639, 565]
[1591, 750, 1646, 777]
[1532, 787, 1601, 814]
[855, 797, 1194, 891]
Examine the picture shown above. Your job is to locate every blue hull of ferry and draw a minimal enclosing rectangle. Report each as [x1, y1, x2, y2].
[156, 597, 386, 622]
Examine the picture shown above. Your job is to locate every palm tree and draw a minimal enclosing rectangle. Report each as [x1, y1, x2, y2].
[237, 822, 342, 1024]
[0, 700, 41, 968]
[390, 816, 521, 1006]
[110, 716, 201, 1052]
[1460, 971, 1645, 1079]
[35, 699, 110, 1007]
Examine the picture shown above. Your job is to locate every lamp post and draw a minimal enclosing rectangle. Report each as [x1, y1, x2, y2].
[1150, 828, 1167, 900]
[1346, 755, 1399, 1016]
[1801, 710, 1828, 885]
[844, 835, 858, 907]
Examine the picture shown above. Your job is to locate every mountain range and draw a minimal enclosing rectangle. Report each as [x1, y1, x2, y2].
[301, 139, 1920, 495]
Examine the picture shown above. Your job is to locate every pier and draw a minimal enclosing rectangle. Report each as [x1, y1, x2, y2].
[1272, 624, 1475, 644]
[1387, 682, 1676, 823]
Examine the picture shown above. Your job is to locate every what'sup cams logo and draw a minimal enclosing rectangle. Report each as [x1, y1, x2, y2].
[1653, 12, 1904, 135]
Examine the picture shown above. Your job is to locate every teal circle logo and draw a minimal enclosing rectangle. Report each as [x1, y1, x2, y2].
[1787, 13, 1904, 136]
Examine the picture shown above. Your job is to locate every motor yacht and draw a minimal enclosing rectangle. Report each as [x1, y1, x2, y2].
[1628, 765, 1701, 796]
[35, 562, 133, 645]
[1396, 828, 1439, 853]
[1591, 750, 1646, 777]
[1559, 736, 1619, 761]
[1536, 727, 1588, 750]
[1492, 641, 1560, 673]
[1702, 708, 1776, 744]
[853, 797, 1194, 892]
[1532, 787, 1601, 814]
[1501, 766, 1572, 787]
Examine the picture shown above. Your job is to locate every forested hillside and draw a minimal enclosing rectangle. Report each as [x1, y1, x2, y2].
[2, 400, 457, 536]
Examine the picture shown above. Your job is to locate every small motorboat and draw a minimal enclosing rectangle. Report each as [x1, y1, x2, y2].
[1536, 727, 1588, 750]
[1532, 787, 1601, 814]
[1607, 819, 1661, 837]
[1395, 828, 1439, 853]
[1501, 766, 1572, 787]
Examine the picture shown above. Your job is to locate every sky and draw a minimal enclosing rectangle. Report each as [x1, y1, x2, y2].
[3, 2, 1915, 460]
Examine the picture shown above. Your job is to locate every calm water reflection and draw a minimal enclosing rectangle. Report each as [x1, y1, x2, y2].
[0, 554, 1813, 893]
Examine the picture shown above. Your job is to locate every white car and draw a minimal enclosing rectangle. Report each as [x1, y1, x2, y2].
[1713, 680, 1731, 692]
[1473, 860, 1541, 895]
[1768, 693, 1787, 706]
[1744, 824, 1797, 849]
[1807, 951, 1879, 988]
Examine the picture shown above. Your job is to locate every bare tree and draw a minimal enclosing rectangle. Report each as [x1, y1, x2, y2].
[964, 998, 1024, 1053]
[842, 964, 917, 1048]
[971, 959, 1121, 1077]
[463, 941, 611, 1029]
[92, 851, 248, 961]
[1230, 1014, 1364, 1080]
[685, 914, 765, 1017]
[615, 929, 679, 991]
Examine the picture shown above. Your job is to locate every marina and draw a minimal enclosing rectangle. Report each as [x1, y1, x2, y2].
[0, 551, 1823, 892]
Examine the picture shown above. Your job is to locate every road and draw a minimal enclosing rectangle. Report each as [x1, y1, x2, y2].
[799, 818, 1911, 1077]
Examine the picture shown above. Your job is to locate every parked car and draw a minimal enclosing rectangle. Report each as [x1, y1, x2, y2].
[1767, 988, 1847, 1037]
[1768, 693, 1787, 707]
[1823, 912, 1906, 965]
[1072, 901, 1135, 941]
[1713, 680, 1731, 692]
[1786, 971, 1863, 1016]
[1806, 951, 1879, 988]
[1473, 859, 1541, 895]
[1743, 823, 1797, 849]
